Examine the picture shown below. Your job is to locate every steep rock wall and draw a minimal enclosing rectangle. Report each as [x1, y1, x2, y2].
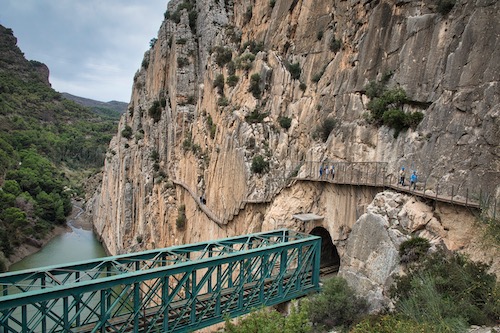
[90, 0, 499, 261]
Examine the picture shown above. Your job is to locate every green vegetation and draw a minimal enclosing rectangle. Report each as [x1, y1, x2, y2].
[226, 74, 239, 87]
[213, 46, 233, 67]
[248, 73, 262, 99]
[251, 155, 269, 174]
[245, 108, 268, 124]
[398, 236, 430, 264]
[351, 314, 440, 333]
[176, 204, 186, 230]
[314, 117, 337, 142]
[244, 6, 253, 24]
[217, 96, 229, 107]
[234, 53, 255, 71]
[330, 37, 342, 53]
[240, 41, 264, 55]
[299, 82, 307, 91]
[206, 115, 217, 139]
[225, 246, 499, 333]
[278, 116, 292, 130]
[148, 100, 162, 122]
[121, 125, 133, 139]
[1, 149, 72, 257]
[177, 57, 189, 68]
[309, 277, 368, 330]
[213, 74, 225, 94]
[391, 248, 499, 329]
[312, 66, 326, 83]
[176, 38, 187, 45]
[225, 305, 310, 333]
[166, 0, 197, 33]
[436, 0, 456, 14]
[0, 27, 120, 267]
[287, 62, 301, 80]
[365, 78, 424, 136]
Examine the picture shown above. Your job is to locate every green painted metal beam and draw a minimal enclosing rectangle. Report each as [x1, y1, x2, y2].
[0, 229, 321, 333]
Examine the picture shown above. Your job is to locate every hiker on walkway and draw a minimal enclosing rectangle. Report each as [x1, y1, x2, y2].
[325, 165, 329, 180]
[399, 167, 406, 186]
[331, 165, 335, 180]
[319, 165, 323, 178]
[410, 171, 417, 190]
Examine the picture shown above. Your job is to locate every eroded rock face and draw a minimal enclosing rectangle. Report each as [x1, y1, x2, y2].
[340, 191, 499, 312]
[90, 0, 499, 282]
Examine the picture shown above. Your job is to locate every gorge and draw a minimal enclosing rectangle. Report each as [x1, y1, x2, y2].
[88, 0, 499, 312]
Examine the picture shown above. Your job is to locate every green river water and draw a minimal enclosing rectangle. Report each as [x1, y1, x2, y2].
[9, 206, 106, 272]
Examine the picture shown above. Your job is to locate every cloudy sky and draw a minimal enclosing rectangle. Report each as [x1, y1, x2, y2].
[0, 0, 168, 102]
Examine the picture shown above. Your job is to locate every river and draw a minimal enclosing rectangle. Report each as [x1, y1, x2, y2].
[9, 204, 106, 271]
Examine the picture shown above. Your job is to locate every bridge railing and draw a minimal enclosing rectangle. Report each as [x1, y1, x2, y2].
[0, 229, 321, 333]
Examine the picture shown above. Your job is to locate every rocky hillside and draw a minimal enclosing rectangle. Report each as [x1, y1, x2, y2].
[61, 93, 126, 119]
[89, 0, 499, 306]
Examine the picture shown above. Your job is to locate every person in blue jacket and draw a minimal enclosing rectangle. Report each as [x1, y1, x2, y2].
[410, 170, 417, 190]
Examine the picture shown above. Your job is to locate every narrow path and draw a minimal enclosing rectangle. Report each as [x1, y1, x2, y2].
[172, 180, 225, 226]
[294, 177, 480, 209]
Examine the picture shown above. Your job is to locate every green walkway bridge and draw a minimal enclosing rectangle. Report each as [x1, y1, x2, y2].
[0, 229, 321, 333]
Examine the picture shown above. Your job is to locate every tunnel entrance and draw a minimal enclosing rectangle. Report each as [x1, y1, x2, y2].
[310, 227, 340, 273]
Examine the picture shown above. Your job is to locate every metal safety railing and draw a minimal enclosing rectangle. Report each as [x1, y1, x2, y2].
[0, 229, 321, 333]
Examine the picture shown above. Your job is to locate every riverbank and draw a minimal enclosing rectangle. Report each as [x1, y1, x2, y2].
[6, 199, 93, 270]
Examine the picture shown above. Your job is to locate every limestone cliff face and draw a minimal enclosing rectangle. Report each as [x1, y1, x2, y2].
[340, 190, 499, 311]
[90, 0, 499, 283]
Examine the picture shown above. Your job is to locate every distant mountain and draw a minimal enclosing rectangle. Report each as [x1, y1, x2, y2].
[0, 24, 120, 268]
[62, 93, 127, 120]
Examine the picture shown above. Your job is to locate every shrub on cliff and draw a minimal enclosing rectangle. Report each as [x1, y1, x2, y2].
[308, 276, 368, 331]
[176, 205, 186, 230]
[287, 62, 301, 80]
[148, 101, 162, 123]
[177, 57, 189, 68]
[436, 0, 456, 15]
[121, 125, 133, 139]
[391, 249, 499, 328]
[330, 37, 342, 53]
[213, 74, 225, 94]
[278, 116, 292, 130]
[213, 46, 232, 67]
[251, 155, 269, 174]
[398, 236, 430, 264]
[314, 117, 337, 142]
[248, 73, 262, 99]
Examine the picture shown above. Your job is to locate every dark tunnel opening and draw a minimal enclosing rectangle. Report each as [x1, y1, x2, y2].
[310, 226, 340, 272]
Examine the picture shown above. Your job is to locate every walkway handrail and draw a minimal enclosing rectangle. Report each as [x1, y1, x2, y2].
[0, 229, 321, 333]
[292, 160, 500, 213]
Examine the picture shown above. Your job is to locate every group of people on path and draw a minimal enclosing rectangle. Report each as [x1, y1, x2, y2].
[399, 167, 418, 190]
[317, 162, 417, 190]
[319, 164, 335, 180]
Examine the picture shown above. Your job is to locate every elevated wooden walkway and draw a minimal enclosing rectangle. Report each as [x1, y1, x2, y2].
[173, 161, 494, 227]
[294, 177, 480, 209]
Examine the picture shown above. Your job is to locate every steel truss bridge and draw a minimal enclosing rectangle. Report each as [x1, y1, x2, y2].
[0, 229, 321, 333]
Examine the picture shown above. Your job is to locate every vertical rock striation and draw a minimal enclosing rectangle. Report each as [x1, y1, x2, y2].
[90, 0, 499, 285]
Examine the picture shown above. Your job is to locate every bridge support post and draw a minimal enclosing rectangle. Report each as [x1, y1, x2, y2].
[162, 276, 169, 333]
[312, 240, 321, 288]
[134, 282, 140, 332]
